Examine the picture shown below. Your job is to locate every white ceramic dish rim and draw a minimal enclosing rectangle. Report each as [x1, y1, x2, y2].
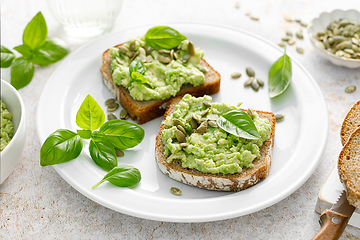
[36, 21, 329, 222]
[0, 79, 26, 156]
[307, 9, 360, 65]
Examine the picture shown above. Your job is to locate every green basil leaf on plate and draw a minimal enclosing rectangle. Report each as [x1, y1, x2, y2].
[99, 119, 145, 150]
[23, 11, 47, 50]
[0, 45, 15, 68]
[10, 57, 35, 90]
[13, 44, 33, 59]
[31, 38, 70, 66]
[268, 46, 292, 98]
[40, 129, 83, 166]
[92, 165, 141, 189]
[217, 110, 260, 140]
[76, 94, 105, 131]
[89, 139, 117, 172]
[76, 129, 92, 139]
[144, 26, 187, 50]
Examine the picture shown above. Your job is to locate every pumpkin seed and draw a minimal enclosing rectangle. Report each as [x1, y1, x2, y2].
[244, 77, 254, 87]
[235, 2, 240, 8]
[245, 10, 251, 16]
[277, 42, 285, 48]
[335, 41, 352, 50]
[246, 67, 255, 77]
[158, 49, 171, 54]
[286, 31, 293, 37]
[146, 55, 153, 63]
[116, 57, 125, 65]
[175, 129, 186, 143]
[300, 22, 307, 27]
[119, 46, 128, 54]
[196, 121, 208, 134]
[208, 120, 218, 128]
[158, 55, 172, 64]
[296, 30, 303, 39]
[199, 66, 208, 73]
[275, 113, 285, 122]
[130, 51, 139, 62]
[282, 36, 290, 42]
[200, 108, 210, 116]
[256, 78, 264, 86]
[182, 54, 190, 62]
[288, 38, 296, 45]
[177, 125, 186, 135]
[173, 119, 185, 128]
[107, 113, 117, 120]
[250, 15, 259, 21]
[203, 101, 211, 107]
[345, 85, 356, 93]
[296, 47, 304, 54]
[188, 41, 195, 56]
[139, 47, 146, 56]
[173, 51, 179, 60]
[247, 108, 255, 117]
[190, 118, 198, 129]
[120, 109, 128, 119]
[180, 143, 189, 148]
[170, 187, 182, 196]
[344, 49, 355, 54]
[335, 50, 344, 57]
[145, 46, 153, 55]
[105, 98, 116, 105]
[107, 102, 119, 112]
[251, 80, 259, 91]
[192, 113, 201, 122]
[231, 72, 242, 79]
[207, 114, 219, 121]
[284, 16, 292, 22]
[115, 149, 124, 157]
[129, 41, 136, 51]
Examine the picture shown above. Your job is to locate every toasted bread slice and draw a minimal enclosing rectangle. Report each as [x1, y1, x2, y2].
[340, 99, 360, 145]
[155, 96, 276, 191]
[338, 127, 360, 208]
[100, 44, 221, 124]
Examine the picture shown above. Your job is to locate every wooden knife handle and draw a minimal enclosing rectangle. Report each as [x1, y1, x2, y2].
[312, 209, 350, 240]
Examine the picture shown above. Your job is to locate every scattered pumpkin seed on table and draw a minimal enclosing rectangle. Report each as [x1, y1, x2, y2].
[170, 187, 182, 196]
[244, 77, 254, 87]
[107, 113, 117, 120]
[246, 67, 255, 77]
[275, 113, 285, 122]
[345, 85, 356, 93]
[231, 72, 242, 79]
[115, 149, 124, 157]
[296, 47, 304, 54]
[120, 109, 128, 119]
[107, 102, 119, 111]
[105, 98, 116, 105]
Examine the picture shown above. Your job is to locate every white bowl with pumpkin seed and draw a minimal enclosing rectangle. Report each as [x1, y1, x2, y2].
[308, 9, 360, 68]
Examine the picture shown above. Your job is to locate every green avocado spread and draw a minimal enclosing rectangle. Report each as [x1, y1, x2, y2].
[110, 38, 206, 101]
[161, 94, 272, 175]
[1, 100, 14, 151]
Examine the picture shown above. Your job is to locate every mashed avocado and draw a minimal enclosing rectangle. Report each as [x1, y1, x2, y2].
[110, 38, 206, 101]
[1, 100, 14, 151]
[161, 94, 272, 174]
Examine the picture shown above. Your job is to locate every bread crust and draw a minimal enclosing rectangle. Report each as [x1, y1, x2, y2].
[100, 44, 221, 124]
[155, 96, 276, 191]
[340, 99, 360, 145]
[338, 127, 360, 208]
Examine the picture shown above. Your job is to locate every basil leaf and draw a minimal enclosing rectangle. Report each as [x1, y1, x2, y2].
[268, 46, 292, 98]
[91, 131, 108, 142]
[76, 129, 92, 139]
[31, 38, 70, 66]
[129, 57, 145, 76]
[76, 95, 105, 131]
[99, 119, 144, 150]
[131, 72, 148, 83]
[13, 44, 33, 59]
[89, 139, 117, 171]
[40, 129, 83, 166]
[10, 57, 34, 90]
[217, 110, 260, 140]
[92, 165, 141, 189]
[144, 26, 187, 50]
[0, 46, 15, 68]
[23, 11, 47, 50]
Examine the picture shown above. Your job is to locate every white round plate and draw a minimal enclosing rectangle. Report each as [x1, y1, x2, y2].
[37, 22, 328, 222]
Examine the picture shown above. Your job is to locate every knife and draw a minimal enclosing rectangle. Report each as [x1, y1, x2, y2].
[312, 190, 356, 240]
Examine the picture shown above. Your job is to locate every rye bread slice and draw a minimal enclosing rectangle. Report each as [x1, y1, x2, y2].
[100, 44, 221, 124]
[340, 99, 360, 145]
[155, 96, 276, 191]
[338, 127, 360, 208]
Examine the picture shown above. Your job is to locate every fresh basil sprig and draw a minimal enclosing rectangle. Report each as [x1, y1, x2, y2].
[144, 26, 187, 50]
[268, 46, 292, 98]
[217, 110, 260, 140]
[40, 95, 144, 188]
[92, 165, 141, 189]
[129, 58, 148, 83]
[0, 12, 69, 89]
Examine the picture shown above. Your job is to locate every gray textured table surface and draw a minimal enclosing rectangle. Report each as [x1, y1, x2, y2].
[1, 0, 360, 239]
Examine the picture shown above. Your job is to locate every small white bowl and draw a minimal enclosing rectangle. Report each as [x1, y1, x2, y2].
[0, 79, 27, 184]
[308, 9, 360, 69]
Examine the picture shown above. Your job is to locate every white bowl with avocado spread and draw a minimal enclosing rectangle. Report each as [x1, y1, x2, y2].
[0, 79, 27, 184]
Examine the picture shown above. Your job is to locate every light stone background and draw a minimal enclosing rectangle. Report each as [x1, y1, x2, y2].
[1, 0, 360, 239]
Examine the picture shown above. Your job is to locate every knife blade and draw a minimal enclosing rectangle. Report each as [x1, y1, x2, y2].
[312, 190, 356, 240]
